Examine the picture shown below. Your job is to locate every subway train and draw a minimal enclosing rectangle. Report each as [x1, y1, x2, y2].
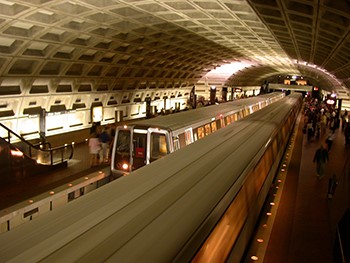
[111, 92, 285, 177]
[0, 93, 302, 262]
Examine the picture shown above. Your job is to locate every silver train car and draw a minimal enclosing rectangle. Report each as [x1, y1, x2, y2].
[0, 93, 302, 263]
[111, 92, 285, 177]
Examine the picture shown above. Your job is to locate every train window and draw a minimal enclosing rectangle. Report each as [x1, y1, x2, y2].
[116, 130, 131, 154]
[281, 127, 287, 142]
[150, 133, 168, 162]
[197, 126, 205, 139]
[254, 158, 267, 193]
[68, 192, 75, 202]
[185, 128, 193, 145]
[225, 116, 231, 125]
[272, 138, 278, 159]
[173, 137, 180, 151]
[219, 118, 225, 128]
[204, 124, 211, 135]
[277, 132, 283, 149]
[178, 133, 186, 148]
[264, 146, 273, 169]
[243, 170, 259, 203]
[113, 130, 132, 172]
[193, 187, 248, 262]
[193, 132, 198, 141]
[211, 122, 217, 132]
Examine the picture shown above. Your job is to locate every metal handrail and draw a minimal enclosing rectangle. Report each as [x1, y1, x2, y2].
[0, 123, 74, 166]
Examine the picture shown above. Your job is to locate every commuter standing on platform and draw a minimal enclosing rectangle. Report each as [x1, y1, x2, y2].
[313, 144, 329, 179]
[89, 132, 101, 167]
[320, 112, 327, 137]
[99, 127, 111, 163]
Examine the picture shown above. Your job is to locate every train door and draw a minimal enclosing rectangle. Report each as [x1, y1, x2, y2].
[148, 128, 170, 163]
[132, 128, 148, 170]
[184, 128, 193, 145]
[176, 128, 193, 149]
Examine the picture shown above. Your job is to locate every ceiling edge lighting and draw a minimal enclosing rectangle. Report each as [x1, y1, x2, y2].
[294, 60, 343, 86]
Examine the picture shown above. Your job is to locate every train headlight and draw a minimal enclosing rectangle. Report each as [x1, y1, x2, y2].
[122, 163, 129, 170]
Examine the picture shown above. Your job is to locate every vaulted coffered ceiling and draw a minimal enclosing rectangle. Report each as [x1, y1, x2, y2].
[0, 0, 349, 96]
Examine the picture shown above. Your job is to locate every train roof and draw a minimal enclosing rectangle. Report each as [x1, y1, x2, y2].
[121, 92, 284, 132]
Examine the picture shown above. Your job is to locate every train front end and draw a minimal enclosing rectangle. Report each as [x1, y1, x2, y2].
[110, 125, 171, 178]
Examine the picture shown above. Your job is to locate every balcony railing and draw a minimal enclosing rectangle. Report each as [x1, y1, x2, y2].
[0, 123, 73, 166]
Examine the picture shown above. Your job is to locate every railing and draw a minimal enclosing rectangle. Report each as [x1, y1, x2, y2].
[0, 123, 73, 166]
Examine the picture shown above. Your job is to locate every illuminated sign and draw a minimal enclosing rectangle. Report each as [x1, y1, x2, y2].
[326, 99, 335, 105]
[92, 106, 103, 122]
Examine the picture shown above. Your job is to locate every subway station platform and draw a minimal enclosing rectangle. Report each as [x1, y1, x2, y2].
[0, 109, 349, 262]
[246, 112, 350, 263]
[0, 140, 109, 210]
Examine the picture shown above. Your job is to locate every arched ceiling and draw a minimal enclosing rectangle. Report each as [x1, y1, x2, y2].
[0, 0, 349, 96]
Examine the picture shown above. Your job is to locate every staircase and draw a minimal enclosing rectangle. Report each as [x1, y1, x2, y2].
[0, 123, 74, 187]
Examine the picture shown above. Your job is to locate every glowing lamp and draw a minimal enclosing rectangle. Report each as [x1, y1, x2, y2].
[326, 99, 335, 105]
[10, 150, 23, 157]
[122, 163, 129, 170]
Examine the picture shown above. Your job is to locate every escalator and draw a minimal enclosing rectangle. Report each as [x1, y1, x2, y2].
[0, 123, 74, 187]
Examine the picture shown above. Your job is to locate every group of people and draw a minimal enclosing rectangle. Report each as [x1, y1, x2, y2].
[305, 97, 349, 180]
[303, 98, 339, 142]
[88, 124, 115, 167]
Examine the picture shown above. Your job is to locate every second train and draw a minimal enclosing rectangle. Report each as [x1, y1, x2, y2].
[111, 92, 285, 177]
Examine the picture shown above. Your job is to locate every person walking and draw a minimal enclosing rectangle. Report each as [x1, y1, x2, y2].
[313, 144, 329, 179]
[306, 121, 314, 141]
[325, 131, 336, 152]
